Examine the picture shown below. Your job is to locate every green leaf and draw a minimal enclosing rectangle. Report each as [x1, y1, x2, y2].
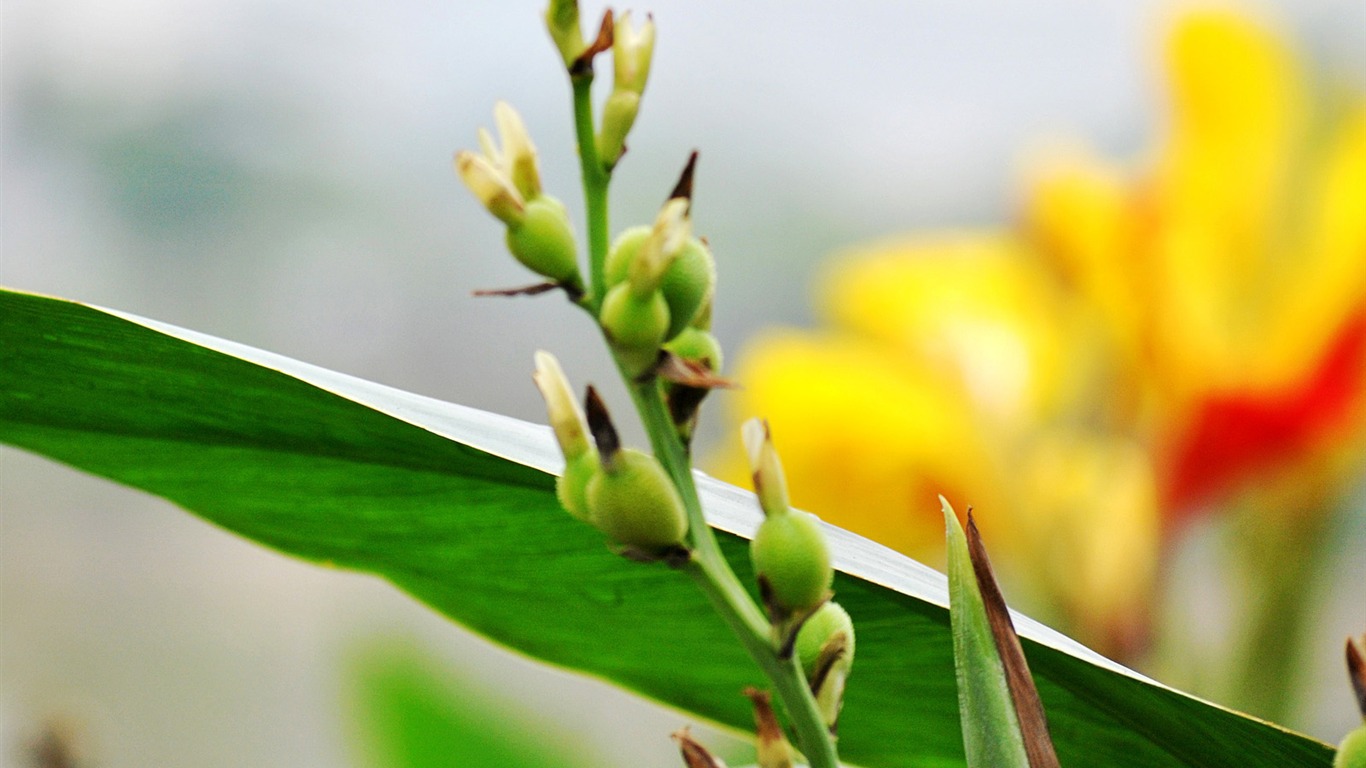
[345, 638, 588, 768]
[0, 288, 1335, 768]
[945, 500, 1060, 768]
[944, 503, 1030, 768]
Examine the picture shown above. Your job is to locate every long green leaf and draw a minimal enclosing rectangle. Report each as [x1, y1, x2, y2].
[945, 504, 1030, 768]
[0, 288, 1335, 768]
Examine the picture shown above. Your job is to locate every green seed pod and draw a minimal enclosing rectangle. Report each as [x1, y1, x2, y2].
[659, 237, 715, 340]
[556, 449, 600, 523]
[505, 196, 581, 287]
[586, 448, 689, 551]
[1337, 725, 1366, 768]
[605, 225, 651, 288]
[663, 327, 723, 371]
[600, 282, 670, 376]
[751, 509, 833, 615]
[795, 602, 855, 676]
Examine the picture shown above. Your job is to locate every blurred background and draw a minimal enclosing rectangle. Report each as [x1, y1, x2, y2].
[2, 1, 1364, 766]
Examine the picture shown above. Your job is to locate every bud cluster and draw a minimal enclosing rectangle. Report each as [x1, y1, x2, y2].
[601, 195, 717, 377]
[456, 103, 584, 294]
[534, 351, 689, 559]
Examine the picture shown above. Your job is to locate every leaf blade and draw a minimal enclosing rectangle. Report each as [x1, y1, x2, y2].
[0, 288, 1335, 768]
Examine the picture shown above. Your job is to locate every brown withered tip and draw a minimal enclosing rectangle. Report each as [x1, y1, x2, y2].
[472, 281, 561, 298]
[583, 385, 620, 460]
[669, 151, 700, 204]
[656, 352, 735, 389]
[570, 9, 615, 77]
[672, 727, 728, 768]
[965, 510, 1061, 768]
[1348, 635, 1366, 718]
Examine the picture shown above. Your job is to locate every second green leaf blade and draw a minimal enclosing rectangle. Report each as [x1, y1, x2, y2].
[0, 288, 1335, 768]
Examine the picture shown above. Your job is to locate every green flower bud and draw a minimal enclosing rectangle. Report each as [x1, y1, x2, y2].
[587, 447, 688, 552]
[794, 601, 855, 733]
[557, 450, 600, 523]
[605, 225, 651, 287]
[505, 196, 581, 288]
[752, 508, 833, 615]
[795, 602, 855, 676]
[596, 90, 641, 170]
[544, 0, 584, 69]
[659, 237, 715, 340]
[663, 327, 723, 372]
[1337, 725, 1366, 768]
[600, 281, 670, 377]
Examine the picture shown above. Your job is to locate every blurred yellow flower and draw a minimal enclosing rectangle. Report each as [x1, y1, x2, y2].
[715, 7, 1366, 659]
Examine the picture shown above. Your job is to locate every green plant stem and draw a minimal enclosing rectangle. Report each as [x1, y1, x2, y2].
[570, 65, 839, 767]
[571, 75, 610, 312]
[626, 378, 842, 768]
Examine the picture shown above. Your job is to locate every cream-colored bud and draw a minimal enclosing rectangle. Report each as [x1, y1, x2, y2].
[454, 151, 524, 226]
[493, 102, 542, 201]
[742, 418, 789, 517]
[613, 11, 655, 96]
[630, 198, 692, 295]
[532, 350, 590, 460]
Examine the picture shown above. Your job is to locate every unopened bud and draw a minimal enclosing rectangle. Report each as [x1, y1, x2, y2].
[532, 351, 598, 522]
[663, 327, 723, 372]
[795, 601, 855, 733]
[744, 420, 833, 617]
[605, 225, 652, 287]
[544, 0, 585, 69]
[596, 90, 641, 169]
[612, 11, 655, 96]
[493, 102, 542, 201]
[587, 446, 688, 552]
[600, 282, 670, 377]
[584, 387, 688, 552]
[659, 237, 715, 340]
[505, 197, 581, 287]
[457, 102, 545, 226]
[532, 351, 590, 459]
[742, 419, 789, 517]
[455, 151, 524, 226]
[632, 199, 692, 293]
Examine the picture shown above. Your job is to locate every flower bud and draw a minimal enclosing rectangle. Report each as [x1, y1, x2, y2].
[659, 237, 715, 340]
[532, 351, 598, 522]
[505, 196, 582, 289]
[557, 451, 599, 523]
[457, 102, 546, 228]
[600, 282, 670, 377]
[455, 151, 524, 226]
[492, 102, 541, 201]
[543, 0, 584, 69]
[795, 601, 855, 676]
[587, 447, 688, 552]
[753, 508, 833, 616]
[794, 601, 855, 733]
[663, 327, 723, 372]
[605, 225, 651, 287]
[744, 420, 833, 616]
[612, 11, 655, 96]
[596, 90, 641, 169]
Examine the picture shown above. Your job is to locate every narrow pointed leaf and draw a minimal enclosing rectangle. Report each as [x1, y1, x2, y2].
[945, 503, 1030, 768]
[0, 288, 1336, 768]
